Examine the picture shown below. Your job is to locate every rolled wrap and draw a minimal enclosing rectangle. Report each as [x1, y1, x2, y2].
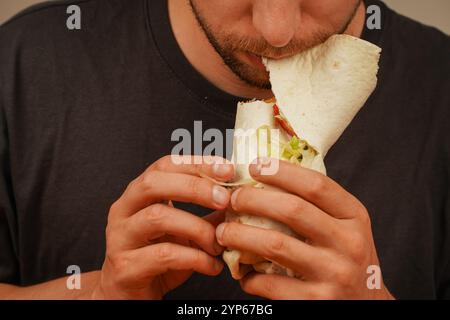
[224, 100, 326, 279]
[223, 35, 381, 280]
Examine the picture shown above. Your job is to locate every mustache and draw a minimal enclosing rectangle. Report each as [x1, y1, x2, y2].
[221, 32, 331, 59]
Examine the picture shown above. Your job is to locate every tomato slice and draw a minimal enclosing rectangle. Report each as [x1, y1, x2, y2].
[273, 104, 298, 137]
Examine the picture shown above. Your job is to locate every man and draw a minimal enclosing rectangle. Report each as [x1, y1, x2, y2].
[0, 0, 448, 299]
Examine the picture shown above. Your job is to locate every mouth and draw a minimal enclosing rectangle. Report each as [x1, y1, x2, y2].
[244, 52, 267, 71]
[243, 51, 295, 70]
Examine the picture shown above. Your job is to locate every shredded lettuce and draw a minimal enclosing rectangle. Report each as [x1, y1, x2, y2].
[280, 136, 316, 166]
[256, 125, 317, 167]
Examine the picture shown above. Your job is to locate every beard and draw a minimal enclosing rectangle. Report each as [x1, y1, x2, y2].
[188, 1, 361, 89]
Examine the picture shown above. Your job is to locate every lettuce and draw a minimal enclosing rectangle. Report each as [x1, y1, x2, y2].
[281, 136, 316, 166]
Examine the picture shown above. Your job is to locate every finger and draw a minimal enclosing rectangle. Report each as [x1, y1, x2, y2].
[203, 210, 226, 227]
[148, 155, 235, 182]
[216, 222, 332, 280]
[188, 211, 226, 253]
[240, 273, 331, 300]
[122, 204, 222, 255]
[230, 187, 339, 245]
[118, 243, 224, 286]
[249, 158, 366, 219]
[112, 171, 231, 218]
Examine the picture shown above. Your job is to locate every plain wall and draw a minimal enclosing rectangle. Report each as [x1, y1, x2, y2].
[0, 0, 449, 33]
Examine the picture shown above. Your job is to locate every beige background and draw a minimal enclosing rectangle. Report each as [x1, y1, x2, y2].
[0, 0, 449, 34]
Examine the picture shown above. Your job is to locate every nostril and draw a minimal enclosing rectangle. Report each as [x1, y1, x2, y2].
[252, 1, 299, 48]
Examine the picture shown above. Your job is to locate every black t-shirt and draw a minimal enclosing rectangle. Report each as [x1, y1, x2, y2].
[0, 0, 449, 299]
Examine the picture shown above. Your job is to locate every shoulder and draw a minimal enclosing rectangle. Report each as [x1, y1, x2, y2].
[0, 0, 93, 35]
[375, 3, 450, 154]
[383, 4, 450, 73]
[0, 1, 97, 62]
[0, 0, 144, 51]
[0, 0, 145, 84]
[380, 5, 449, 105]
[0, 0, 147, 57]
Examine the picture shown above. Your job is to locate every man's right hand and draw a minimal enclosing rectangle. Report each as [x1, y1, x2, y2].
[91, 155, 234, 299]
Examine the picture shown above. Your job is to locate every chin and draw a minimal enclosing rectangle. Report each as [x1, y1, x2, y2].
[224, 52, 270, 89]
[241, 72, 271, 90]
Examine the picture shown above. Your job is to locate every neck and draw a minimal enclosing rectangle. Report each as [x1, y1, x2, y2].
[168, 0, 366, 100]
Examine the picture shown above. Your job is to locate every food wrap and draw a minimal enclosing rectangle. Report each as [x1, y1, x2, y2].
[223, 35, 381, 280]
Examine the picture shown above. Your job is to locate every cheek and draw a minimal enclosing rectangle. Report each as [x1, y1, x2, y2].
[302, 0, 360, 26]
[196, 0, 256, 35]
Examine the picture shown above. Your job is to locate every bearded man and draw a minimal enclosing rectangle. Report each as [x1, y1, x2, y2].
[0, 0, 448, 299]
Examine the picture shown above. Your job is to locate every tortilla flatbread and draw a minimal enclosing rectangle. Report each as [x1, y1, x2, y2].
[223, 34, 381, 280]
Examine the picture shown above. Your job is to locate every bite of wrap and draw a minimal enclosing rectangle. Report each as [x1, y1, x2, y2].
[220, 34, 381, 280]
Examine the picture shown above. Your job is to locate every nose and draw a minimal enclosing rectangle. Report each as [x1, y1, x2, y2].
[252, 0, 300, 48]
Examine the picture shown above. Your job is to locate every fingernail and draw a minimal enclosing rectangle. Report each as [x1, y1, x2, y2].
[213, 163, 231, 178]
[251, 157, 271, 176]
[212, 185, 229, 207]
[230, 188, 241, 210]
[259, 157, 271, 166]
[250, 162, 262, 176]
[216, 223, 226, 243]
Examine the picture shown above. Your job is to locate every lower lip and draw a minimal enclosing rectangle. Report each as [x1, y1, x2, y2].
[245, 52, 267, 71]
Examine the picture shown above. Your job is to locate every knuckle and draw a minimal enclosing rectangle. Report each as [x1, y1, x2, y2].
[141, 171, 159, 191]
[151, 155, 172, 172]
[187, 177, 203, 200]
[156, 243, 174, 263]
[107, 251, 131, 275]
[145, 204, 167, 226]
[308, 174, 328, 199]
[285, 197, 305, 223]
[346, 233, 367, 264]
[108, 200, 122, 218]
[125, 176, 140, 193]
[265, 233, 286, 257]
[123, 180, 134, 193]
[334, 264, 354, 288]
[135, 169, 146, 182]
